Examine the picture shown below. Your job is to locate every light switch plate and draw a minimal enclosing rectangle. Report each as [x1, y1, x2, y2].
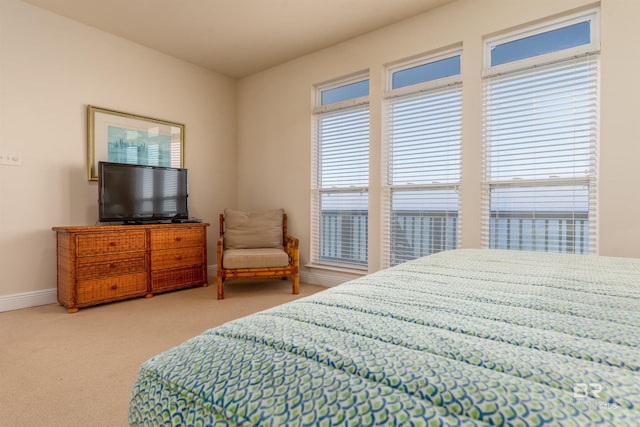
[0, 151, 22, 166]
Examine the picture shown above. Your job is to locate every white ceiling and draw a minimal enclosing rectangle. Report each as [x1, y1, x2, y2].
[21, 0, 453, 78]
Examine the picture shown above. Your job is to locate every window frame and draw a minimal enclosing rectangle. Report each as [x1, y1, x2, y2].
[481, 9, 600, 255]
[386, 49, 463, 99]
[311, 73, 371, 270]
[382, 49, 463, 267]
[314, 74, 370, 113]
[484, 9, 600, 76]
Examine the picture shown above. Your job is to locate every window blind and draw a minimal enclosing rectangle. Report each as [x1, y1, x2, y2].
[312, 105, 370, 268]
[383, 85, 462, 266]
[482, 55, 599, 254]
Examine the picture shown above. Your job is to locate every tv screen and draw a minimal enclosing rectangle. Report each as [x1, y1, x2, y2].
[98, 162, 188, 223]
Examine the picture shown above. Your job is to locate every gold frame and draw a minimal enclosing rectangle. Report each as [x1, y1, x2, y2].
[87, 105, 185, 181]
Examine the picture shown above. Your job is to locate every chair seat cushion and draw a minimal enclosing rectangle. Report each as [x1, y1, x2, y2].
[222, 248, 289, 269]
[223, 209, 284, 249]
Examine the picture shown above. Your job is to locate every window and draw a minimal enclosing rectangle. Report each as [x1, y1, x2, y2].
[482, 10, 599, 254]
[312, 75, 370, 268]
[383, 51, 462, 267]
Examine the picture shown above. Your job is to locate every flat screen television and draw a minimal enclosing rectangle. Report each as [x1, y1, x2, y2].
[98, 161, 189, 223]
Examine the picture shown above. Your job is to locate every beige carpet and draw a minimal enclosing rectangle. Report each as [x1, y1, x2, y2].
[0, 279, 326, 427]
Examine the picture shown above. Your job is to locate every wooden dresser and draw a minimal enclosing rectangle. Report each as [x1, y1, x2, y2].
[52, 223, 209, 313]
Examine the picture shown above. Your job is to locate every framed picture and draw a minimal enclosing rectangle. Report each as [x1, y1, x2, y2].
[87, 105, 185, 181]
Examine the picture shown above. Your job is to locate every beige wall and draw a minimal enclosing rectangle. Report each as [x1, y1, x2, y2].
[237, 0, 640, 282]
[599, 0, 640, 257]
[0, 0, 237, 307]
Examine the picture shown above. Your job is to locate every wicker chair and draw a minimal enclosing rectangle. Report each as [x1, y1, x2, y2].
[216, 209, 299, 299]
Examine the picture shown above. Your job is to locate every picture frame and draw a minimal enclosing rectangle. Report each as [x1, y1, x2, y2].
[87, 105, 185, 181]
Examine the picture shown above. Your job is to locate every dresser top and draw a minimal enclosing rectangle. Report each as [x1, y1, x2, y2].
[52, 223, 210, 233]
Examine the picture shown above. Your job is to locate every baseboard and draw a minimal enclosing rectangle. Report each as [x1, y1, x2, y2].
[300, 268, 363, 288]
[0, 267, 349, 313]
[208, 264, 352, 288]
[0, 289, 58, 313]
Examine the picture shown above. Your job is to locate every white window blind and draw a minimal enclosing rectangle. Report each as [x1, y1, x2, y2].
[312, 91, 369, 268]
[482, 54, 599, 254]
[383, 61, 462, 267]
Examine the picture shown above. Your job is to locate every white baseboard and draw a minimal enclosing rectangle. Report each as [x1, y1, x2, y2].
[301, 269, 362, 288]
[0, 264, 360, 313]
[0, 266, 354, 313]
[208, 264, 355, 288]
[0, 288, 57, 313]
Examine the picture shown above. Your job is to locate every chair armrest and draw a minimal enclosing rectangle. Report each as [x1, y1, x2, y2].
[217, 236, 224, 268]
[284, 234, 299, 266]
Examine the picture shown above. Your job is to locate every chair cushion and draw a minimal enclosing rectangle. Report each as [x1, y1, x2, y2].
[224, 209, 284, 249]
[222, 248, 289, 269]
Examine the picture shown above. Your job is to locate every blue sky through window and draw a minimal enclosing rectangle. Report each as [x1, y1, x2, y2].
[321, 80, 369, 106]
[392, 55, 461, 89]
[491, 21, 591, 67]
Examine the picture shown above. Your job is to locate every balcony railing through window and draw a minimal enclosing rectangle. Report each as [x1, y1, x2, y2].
[489, 211, 589, 254]
[319, 210, 368, 266]
[320, 209, 589, 266]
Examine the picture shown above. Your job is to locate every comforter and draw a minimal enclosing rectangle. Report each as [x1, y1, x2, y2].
[129, 249, 640, 426]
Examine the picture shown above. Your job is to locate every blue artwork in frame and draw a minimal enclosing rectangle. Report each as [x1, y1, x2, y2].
[87, 105, 184, 181]
[107, 125, 173, 167]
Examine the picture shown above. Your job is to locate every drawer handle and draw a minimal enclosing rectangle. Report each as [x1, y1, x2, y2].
[109, 263, 117, 269]
[110, 285, 118, 290]
[175, 237, 182, 242]
[109, 242, 117, 247]
[176, 256, 183, 261]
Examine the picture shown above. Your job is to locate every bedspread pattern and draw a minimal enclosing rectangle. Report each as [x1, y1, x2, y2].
[129, 249, 640, 426]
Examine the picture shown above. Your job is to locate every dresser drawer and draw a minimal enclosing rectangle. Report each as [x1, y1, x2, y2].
[151, 247, 204, 271]
[76, 273, 147, 304]
[150, 228, 204, 250]
[151, 266, 206, 291]
[76, 253, 146, 281]
[76, 231, 146, 256]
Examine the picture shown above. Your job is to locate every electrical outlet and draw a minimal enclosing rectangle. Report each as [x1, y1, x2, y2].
[0, 151, 22, 166]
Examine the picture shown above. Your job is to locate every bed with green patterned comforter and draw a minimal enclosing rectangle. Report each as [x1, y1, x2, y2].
[128, 249, 640, 426]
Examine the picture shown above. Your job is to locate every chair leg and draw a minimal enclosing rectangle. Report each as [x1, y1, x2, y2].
[292, 274, 299, 295]
[217, 276, 224, 300]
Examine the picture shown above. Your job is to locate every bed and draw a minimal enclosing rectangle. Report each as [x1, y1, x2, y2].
[128, 249, 640, 426]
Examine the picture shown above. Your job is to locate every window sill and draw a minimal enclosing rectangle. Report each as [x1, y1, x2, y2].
[304, 262, 367, 276]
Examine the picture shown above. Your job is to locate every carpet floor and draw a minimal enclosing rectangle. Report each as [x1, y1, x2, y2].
[0, 279, 326, 426]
